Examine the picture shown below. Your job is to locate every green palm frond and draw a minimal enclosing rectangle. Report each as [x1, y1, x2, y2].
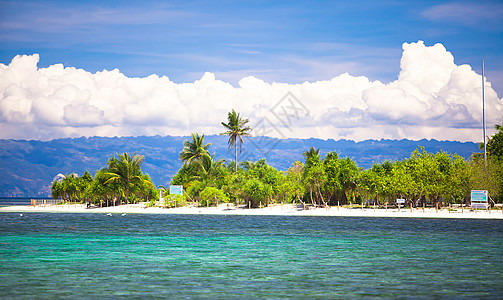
[180, 133, 212, 165]
[220, 109, 252, 172]
[103, 152, 146, 202]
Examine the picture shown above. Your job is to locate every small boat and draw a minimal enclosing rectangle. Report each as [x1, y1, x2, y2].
[106, 213, 112, 216]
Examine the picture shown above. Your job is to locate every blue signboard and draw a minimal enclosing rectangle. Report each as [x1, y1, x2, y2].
[170, 185, 183, 196]
[471, 190, 488, 209]
[471, 190, 488, 202]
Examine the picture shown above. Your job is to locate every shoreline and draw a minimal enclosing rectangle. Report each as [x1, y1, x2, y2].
[1, 204, 503, 219]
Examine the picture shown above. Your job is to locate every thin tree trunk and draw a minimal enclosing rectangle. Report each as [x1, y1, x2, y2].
[125, 181, 130, 205]
[316, 181, 325, 206]
[310, 188, 315, 206]
[235, 142, 238, 173]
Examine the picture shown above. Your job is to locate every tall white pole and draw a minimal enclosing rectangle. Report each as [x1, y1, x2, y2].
[482, 60, 487, 166]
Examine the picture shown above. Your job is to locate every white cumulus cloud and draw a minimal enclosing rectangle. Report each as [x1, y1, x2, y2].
[0, 41, 501, 142]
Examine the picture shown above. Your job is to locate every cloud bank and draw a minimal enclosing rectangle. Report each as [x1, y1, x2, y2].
[0, 41, 501, 142]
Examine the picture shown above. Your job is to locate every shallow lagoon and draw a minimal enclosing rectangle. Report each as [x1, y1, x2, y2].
[1, 213, 502, 298]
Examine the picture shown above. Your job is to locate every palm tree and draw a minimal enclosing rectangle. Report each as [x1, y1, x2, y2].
[51, 179, 64, 201]
[180, 133, 211, 165]
[192, 155, 226, 186]
[104, 152, 149, 204]
[240, 160, 255, 172]
[486, 118, 503, 159]
[302, 147, 326, 206]
[240, 159, 266, 171]
[220, 109, 251, 173]
[61, 173, 78, 203]
[302, 147, 321, 167]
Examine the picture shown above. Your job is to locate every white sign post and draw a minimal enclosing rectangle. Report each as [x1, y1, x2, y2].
[397, 199, 405, 211]
[168, 185, 183, 207]
[159, 190, 164, 207]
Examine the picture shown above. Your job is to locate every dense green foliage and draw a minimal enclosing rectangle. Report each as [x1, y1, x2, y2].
[52, 111, 503, 207]
[487, 119, 503, 161]
[52, 152, 157, 206]
[171, 136, 503, 207]
[172, 112, 503, 207]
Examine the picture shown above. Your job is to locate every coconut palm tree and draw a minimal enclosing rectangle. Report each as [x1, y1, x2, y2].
[192, 155, 227, 187]
[179, 133, 212, 165]
[302, 147, 326, 206]
[240, 159, 266, 172]
[51, 178, 65, 201]
[486, 118, 503, 159]
[61, 173, 78, 202]
[220, 109, 251, 173]
[302, 147, 321, 167]
[104, 152, 150, 204]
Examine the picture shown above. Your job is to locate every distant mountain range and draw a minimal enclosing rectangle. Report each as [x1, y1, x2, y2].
[0, 135, 480, 197]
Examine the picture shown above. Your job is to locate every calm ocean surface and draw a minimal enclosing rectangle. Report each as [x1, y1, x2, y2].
[0, 198, 33, 206]
[0, 212, 502, 299]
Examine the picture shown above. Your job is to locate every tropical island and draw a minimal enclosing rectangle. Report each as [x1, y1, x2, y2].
[5, 110, 502, 218]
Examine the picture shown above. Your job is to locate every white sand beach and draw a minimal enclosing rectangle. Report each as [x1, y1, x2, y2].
[1, 203, 503, 219]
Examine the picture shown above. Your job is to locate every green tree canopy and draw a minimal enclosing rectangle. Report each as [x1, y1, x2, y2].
[302, 147, 327, 206]
[487, 119, 503, 159]
[104, 152, 151, 203]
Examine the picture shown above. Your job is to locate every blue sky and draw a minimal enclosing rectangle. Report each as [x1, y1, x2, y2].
[0, 0, 502, 141]
[1, 0, 501, 91]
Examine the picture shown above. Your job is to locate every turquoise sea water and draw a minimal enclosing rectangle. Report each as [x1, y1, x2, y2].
[0, 212, 502, 299]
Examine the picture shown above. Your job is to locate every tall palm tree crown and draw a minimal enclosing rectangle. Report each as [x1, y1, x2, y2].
[179, 133, 212, 165]
[220, 109, 252, 173]
[192, 155, 226, 186]
[303, 147, 321, 167]
[104, 152, 147, 203]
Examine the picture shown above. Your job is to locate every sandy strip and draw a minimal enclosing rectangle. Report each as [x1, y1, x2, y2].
[1, 203, 503, 219]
